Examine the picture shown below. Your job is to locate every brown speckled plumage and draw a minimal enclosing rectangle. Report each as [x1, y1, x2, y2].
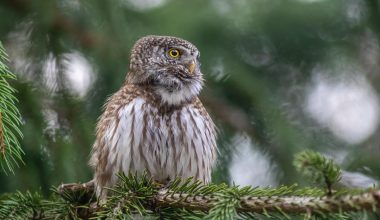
[89, 36, 217, 200]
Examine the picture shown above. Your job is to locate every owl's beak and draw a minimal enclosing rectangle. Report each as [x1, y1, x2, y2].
[186, 60, 196, 75]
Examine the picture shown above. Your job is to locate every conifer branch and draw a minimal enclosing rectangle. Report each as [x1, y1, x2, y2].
[153, 189, 380, 213]
[0, 174, 379, 219]
[294, 150, 341, 195]
[55, 175, 380, 219]
[0, 41, 23, 174]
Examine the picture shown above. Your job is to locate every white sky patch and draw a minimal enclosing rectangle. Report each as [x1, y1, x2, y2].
[238, 36, 274, 68]
[43, 53, 59, 93]
[42, 107, 60, 139]
[210, 0, 262, 32]
[42, 51, 95, 98]
[122, 0, 168, 11]
[210, 58, 229, 82]
[322, 151, 378, 188]
[211, 0, 249, 15]
[324, 149, 350, 166]
[229, 133, 279, 187]
[305, 68, 380, 145]
[340, 171, 378, 188]
[62, 51, 96, 98]
[40, 143, 54, 170]
[6, 20, 95, 98]
[211, 0, 232, 15]
[345, 0, 367, 27]
[61, 0, 80, 10]
[5, 20, 34, 80]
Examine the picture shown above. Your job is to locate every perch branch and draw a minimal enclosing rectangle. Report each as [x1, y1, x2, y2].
[58, 182, 380, 216]
[156, 190, 380, 213]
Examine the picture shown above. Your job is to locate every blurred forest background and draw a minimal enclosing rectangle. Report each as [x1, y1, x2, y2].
[1, 0, 380, 196]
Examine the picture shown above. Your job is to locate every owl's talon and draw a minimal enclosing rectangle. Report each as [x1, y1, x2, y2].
[152, 181, 166, 189]
[58, 180, 95, 195]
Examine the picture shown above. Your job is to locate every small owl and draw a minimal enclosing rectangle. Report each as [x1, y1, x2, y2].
[89, 35, 217, 200]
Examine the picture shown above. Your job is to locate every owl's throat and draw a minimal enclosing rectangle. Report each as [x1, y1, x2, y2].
[155, 81, 202, 106]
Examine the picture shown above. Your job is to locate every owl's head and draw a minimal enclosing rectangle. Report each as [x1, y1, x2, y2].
[127, 35, 203, 105]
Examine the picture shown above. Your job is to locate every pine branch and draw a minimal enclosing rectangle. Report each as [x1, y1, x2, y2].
[0, 191, 44, 220]
[156, 190, 379, 213]
[294, 150, 341, 195]
[0, 174, 379, 219]
[55, 175, 380, 219]
[0, 41, 23, 174]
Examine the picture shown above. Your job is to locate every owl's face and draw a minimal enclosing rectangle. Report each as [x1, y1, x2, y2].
[127, 35, 203, 105]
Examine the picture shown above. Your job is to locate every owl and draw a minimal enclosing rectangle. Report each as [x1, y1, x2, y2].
[89, 35, 217, 200]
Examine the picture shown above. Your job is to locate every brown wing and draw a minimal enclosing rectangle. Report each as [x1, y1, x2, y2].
[89, 84, 140, 198]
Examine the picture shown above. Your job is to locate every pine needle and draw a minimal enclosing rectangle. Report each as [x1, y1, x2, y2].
[0, 41, 24, 174]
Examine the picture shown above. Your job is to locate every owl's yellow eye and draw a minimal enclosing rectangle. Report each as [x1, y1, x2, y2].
[168, 49, 180, 58]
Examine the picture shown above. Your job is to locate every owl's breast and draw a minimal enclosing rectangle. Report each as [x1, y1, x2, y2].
[108, 97, 216, 183]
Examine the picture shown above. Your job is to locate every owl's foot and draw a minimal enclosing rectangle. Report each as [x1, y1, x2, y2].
[58, 180, 96, 204]
[58, 180, 95, 194]
[152, 180, 166, 189]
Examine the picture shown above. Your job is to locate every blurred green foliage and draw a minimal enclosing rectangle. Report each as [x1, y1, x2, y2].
[0, 0, 379, 196]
